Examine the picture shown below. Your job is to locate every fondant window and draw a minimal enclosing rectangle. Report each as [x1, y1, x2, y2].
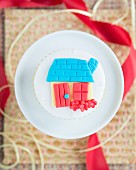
[73, 83, 89, 101]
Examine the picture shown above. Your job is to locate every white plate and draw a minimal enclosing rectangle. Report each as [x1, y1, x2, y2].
[15, 30, 124, 139]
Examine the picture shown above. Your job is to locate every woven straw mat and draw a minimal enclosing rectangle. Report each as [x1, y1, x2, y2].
[3, 9, 136, 165]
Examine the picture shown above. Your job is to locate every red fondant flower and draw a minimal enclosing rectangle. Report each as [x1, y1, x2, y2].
[70, 99, 97, 112]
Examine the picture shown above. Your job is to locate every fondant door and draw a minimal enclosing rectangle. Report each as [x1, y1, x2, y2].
[53, 83, 70, 107]
[73, 83, 89, 101]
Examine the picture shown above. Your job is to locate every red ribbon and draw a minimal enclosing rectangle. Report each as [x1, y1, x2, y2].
[0, 58, 10, 112]
[86, 133, 109, 170]
[0, 0, 136, 170]
[0, 0, 62, 7]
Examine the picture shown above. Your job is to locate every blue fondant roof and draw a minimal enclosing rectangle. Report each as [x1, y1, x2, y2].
[46, 58, 98, 82]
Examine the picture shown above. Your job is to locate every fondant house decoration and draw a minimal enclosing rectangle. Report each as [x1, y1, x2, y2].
[46, 58, 98, 112]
